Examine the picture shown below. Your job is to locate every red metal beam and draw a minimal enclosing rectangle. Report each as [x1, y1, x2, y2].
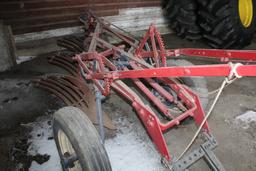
[89, 64, 256, 80]
[170, 49, 256, 61]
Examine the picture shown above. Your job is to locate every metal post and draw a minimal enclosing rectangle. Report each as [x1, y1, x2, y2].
[95, 90, 105, 144]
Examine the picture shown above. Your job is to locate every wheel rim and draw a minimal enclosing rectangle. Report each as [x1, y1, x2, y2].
[58, 129, 82, 171]
[239, 0, 253, 27]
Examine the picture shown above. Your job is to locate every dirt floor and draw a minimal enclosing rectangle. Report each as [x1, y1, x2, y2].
[0, 33, 256, 171]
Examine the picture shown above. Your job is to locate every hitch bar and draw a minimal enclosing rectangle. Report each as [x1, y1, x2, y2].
[171, 134, 225, 171]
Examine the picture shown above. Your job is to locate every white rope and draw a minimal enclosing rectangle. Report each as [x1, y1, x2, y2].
[197, 78, 237, 97]
[175, 62, 243, 162]
[196, 62, 243, 97]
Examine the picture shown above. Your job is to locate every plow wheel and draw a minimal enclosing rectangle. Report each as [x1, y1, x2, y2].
[197, 0, 256, 49]
[162, 0, 201, 40]
[53, 107, 112, 171]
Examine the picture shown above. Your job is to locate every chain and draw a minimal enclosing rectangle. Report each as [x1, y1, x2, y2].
[103, 78, 112, 96]
[155, 28, 167, 66]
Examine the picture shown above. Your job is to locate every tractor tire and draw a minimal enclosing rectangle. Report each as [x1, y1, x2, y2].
[162, 0, 202, 40]
[197, 0, 256, 49]
[53, 106, 112, 171]
[167, 59, 209, 110]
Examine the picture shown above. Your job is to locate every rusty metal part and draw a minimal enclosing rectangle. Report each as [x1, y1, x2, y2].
[48, 54, 78, 76]
[83, 36, 92, 52]
[33, 74, 116, 130]
[57, 36, 84, 53]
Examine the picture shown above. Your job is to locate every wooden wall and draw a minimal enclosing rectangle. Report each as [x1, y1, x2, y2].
[0, 0, 160, 35]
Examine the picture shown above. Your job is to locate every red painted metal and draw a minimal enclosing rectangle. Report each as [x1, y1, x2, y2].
[171, 48, 256, 62]
[50, 12, 256, 162]
[89, 64, 256, 79]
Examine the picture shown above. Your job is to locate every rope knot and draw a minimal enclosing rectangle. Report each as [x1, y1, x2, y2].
[226, 62, 243, 83]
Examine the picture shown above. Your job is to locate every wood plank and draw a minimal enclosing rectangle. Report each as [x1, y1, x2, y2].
[0, 0, 161, 35]
[0, 0, 159, 10]
[0, 22, 16, 72]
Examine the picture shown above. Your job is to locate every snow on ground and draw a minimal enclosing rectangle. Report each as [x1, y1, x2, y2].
[235, 110, 256, 129]
[28, 116, 62, 171]
[28, 115, 166, 171]
[105, 116, 165, 171]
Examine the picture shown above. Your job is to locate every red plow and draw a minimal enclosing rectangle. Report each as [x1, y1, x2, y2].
[34, 12, 256, 171]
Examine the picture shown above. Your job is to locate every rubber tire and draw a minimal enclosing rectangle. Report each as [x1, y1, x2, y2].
[167, 59, 209, 110]
[162, 0, 202, 40]
[53, 106, 112, 171]
[197, 0, 256, 49]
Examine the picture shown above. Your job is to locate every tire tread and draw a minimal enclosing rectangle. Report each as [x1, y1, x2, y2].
[54, 106, 112, 171]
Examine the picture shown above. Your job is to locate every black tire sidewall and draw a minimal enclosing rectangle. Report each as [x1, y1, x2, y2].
[53, 107, 111, 171]
[53, 120, 88, 171]
[53, 120, 90, 171]
[231, 0, 256, 45]
[197, 0, 256, 48]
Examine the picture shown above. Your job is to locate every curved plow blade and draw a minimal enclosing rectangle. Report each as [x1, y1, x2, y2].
[33, 74, 116, 130]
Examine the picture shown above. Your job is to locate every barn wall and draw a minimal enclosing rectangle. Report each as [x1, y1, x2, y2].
[15, 7, 168, 44]
[0, 22, 16, 72]
[0, 0, 160, 35]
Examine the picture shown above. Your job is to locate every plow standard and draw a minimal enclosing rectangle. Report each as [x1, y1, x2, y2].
[34, 12, 256, 171]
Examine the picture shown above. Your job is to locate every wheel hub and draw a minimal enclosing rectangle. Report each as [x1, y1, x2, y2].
[62, 152, 78, 169]
[58, 129, 81, 170]
[239, 0, 253, 27]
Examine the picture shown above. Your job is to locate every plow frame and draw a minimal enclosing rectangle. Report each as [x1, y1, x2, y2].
[72, 12, 256, 162]
[74, 12, 256, 162]
[34, 11, 256, 170]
